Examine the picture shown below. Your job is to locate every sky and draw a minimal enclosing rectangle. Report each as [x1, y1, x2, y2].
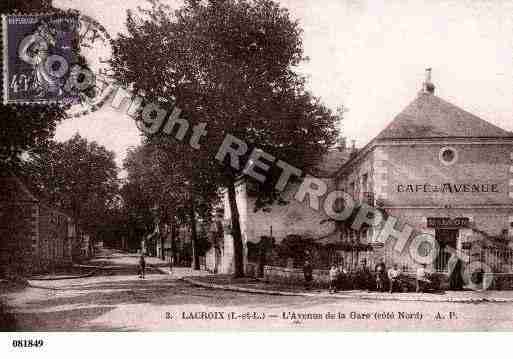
[54, 0, 513, 168]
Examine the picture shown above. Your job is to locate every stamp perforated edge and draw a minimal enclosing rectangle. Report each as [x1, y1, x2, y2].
[1, 12, 79, 106]
[2, 14, 9, 105]
[2, 14, 57, 105]
[1, 12, 116, 112]
[1, 12, 115, 111]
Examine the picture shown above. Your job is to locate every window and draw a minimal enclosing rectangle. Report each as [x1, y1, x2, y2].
[439, 146, 458, 166]
[442, 149, 454, 162]
[362, 173, 368, 191]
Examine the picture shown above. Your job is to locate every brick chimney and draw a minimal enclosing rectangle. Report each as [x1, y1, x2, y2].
[422, 68, 435, 95]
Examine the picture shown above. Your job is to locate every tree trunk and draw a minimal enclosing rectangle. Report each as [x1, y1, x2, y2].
[160, 230, 165, 260]
[227, 181, 244, 277]
[190, 200, 200, 270]
[257, 243, 265, 278]
[171, 223, 177, 265]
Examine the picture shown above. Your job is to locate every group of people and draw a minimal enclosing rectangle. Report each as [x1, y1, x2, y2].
[378, 260, 439, 293]
[327, 262, 350, 293]
[375, 261, 416, 293]
[378, 262, 432, 293]
[327, 259, 381, 293]
[319, 259, 435, 294]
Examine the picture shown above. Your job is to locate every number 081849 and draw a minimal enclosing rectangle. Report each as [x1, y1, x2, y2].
[12, 339, 44, 348]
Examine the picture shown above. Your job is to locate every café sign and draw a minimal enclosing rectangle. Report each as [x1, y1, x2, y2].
[396, 183, 499, 193]
[427, 217, 470, 228]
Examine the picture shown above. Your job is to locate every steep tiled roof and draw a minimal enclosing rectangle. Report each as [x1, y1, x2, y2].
[310, 149, 351, 178]
[376, 93, 513, 140]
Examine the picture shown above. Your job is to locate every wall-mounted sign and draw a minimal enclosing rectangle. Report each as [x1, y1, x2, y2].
[427, 217, 470, 228]
[397, 183, 499, 193]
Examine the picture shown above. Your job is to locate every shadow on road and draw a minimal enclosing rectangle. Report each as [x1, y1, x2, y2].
[8, 306, 128, 331]
[23, 278, 239, 310]
[2, 249, 343, 330]
[0, 301, 17, 331]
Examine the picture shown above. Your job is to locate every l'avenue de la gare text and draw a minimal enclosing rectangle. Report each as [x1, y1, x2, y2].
[283, 311, 423, 321]
[396, 183, 499, 193]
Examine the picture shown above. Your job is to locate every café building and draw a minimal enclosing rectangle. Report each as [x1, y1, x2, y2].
[335, 69, 513, 272]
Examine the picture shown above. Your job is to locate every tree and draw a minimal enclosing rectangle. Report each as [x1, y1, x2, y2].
[121, 140, 219, 268]
[148, 135, 220, 268]
[0, 0, 67, 167]
[120, 147, 155, 253]
[21, 134, 119, 239]
[111, 0, 340, 276]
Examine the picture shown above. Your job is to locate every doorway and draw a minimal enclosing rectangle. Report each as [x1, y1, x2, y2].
[434, 229, 458, 272]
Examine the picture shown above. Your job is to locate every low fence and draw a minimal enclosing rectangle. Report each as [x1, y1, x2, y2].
[263, 265, 330, 286]
[466, 247, 513, 273]
[382, 244, 513, 275]
[487, 273, 513, 290]
[262, 265, 513, 291]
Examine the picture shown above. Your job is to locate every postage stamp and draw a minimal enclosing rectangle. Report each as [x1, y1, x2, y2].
[2, 13, 80, 105]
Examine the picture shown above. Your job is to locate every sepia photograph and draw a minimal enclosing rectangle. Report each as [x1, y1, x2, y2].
[3, 0, 513, 344]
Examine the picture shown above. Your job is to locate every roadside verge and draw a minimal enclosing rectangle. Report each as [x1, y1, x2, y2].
[182, 276, 513, 303]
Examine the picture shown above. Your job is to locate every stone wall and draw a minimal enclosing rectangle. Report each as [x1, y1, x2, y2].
[337, 149, 375, 201]
[382, 142, 513, 208]
[0, 174, 78, 276]
[220, 178, 338, 274]
[0, 201, 36, 276]
[334, 141, 513, 272]
[244, 182, 336, 244]
[263, 265, 330, 286]
[38, 205, 73, 272]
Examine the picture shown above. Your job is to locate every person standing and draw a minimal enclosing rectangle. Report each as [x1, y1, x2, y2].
[303, 260, 313, 290]
[358, 259, 373, 290]
[337, 262, 348, 290]
[169, 255, 174, 276]
[375, 259, 386, 292]
[448, 256, 464, 290]
[388, 264, 401, 293]
[139, 254, 146, 279]
[416, 263, 431, 293]
[329, 264, 339, 293]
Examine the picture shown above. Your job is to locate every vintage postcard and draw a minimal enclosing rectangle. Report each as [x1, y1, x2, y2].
[3, 0, 513, 344]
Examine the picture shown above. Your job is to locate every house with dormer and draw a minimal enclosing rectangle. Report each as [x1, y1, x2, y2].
[334, 69, 513, 272]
